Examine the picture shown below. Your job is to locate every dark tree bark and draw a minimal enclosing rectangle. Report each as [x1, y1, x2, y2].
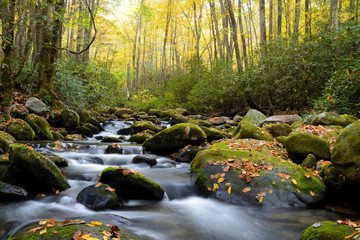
[226, 0, 242, 72]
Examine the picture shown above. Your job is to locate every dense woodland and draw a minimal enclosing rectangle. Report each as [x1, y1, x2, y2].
[0, 0, 359, 116]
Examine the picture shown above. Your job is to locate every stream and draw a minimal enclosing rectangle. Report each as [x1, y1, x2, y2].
[0, 121, 348, 240]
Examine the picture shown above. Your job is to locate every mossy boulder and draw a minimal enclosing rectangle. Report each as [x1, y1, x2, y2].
[0, 131, 15, 152]
[77, 183, 122, 209]
[340, 114, 358, 124]
[131, 121, 162, 133]
[114, 108, 134, 118]
[196, 120, 212, 127]
[148, 109, 162, 117]
[200, 126, 231, 142]
[264, 123, 293, 138]
[51, 130, 63, 140]
[25, 114, 53, 140]
[169, 114, 188, 126]
[300, 221, 355, 240]
[46, 155, 69, 167]
[242, 109, 267, 126]
[6, 144, 70, 193]
[129, 132, 152, 143]
[10, 103, 29, 119]
[132, 154, 157, 166]
[0, 181, 28, 201]
[104, 144, 123, 154]
[291, 120, 304, 129]
[83, 123, 100, 134]
[284, 132, 331, 163]
[143, 123, 207, 154]
[61, 109, 80, 128]
[100, 137, 122, 143]
[7, 119, 36, 140]
[100, 167, 164, 200]
[161, 108, 189, 118]
[312, 112, 348, 127]
[331, 120, 360, 183]
[301, 154, 317, 169]
[8, 220, 139, 240]
[74, 126, 93, 138]
[191, 148, 326, 207]
[233, 121, 273, 141]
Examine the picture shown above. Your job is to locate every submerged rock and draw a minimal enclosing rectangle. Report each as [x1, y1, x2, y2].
[100, 167, 164, 200]
[77, 183, 122, 209]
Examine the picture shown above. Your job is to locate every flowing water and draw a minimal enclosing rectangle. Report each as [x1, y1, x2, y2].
[0, 121, 348, 239]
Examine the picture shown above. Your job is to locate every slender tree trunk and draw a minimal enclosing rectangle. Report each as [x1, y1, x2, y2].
[134, 0, 144, 94]
[293, 0, 301, 41]
[193, 1, 201, 80]
[269, 0, 273, 41]
[127, 63, 131, 100]
[277, 0, 283, 37]
[259, 0, 266, 59]
[108, 46, 117, 72]
[161, 0, 172, 85]
[209, 0, 223, 60]
[76, 0, 84, 63]
[226, 0, 242, 72]
[305, 0, 311, 36]
[219, 0, 230, 61]
[247, 1, 258, 47]
[330, 0, 339, 34]
[238, 0, 248, 68]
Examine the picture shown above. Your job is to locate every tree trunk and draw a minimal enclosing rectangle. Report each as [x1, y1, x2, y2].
[161, 0, 172, 85]
[293, 0, 301, 41]
[193, 1, 201, 80]
[226, 0, 242, 72]
[330, 0, 339, 34]
[238, 0, 248, 68]
[277, 0, 283, 37]
[305, 0, 311, 36]
[134, 0, 144, 94]
[269, 0, 273, 41]
[259, 0, 266, 59]
[209, 0, 223, 60]
[127, 63, 131, 100]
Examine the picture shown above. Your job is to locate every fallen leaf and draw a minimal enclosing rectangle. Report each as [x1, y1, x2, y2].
[103, 236, 108, 240]
[91, 221, 102, 226]
[310, 191, 315, 196]
[102, 230, 112, 236]
[40, 228, 47, 235]
[272, 181, 276, 185]
[258, 196, 264, 203]
[225, 182, 231, 186]
[111, 225, 120, 232]
[95, 183, 102, 187]
[281, 178, 286, 182]
[267, 165, 274, 171]
[105, 187, 116, 192]
[242, 187, 251, 193]
[86, 224, 95, 227]
[184, 126, 190, 136]
[304, 174, 311, 178]
[62, 219, 72, 224]
[28, 227, 43, 233]
[213, 183, 219, 189]
[228, 186, 232, 194]
[296, 189, 301, 193]
[291, 179, 297, 185]
[53, 231, 59, 234]
[345, 232, 359, 239]
[218, 178, 224, 183]
[39, 220, 47, 225]
[284, 174, 291, 179]
[269, 189, 273, 194]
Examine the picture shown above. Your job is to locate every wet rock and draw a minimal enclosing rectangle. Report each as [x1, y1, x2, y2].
[51, 130, 63, 140]
[300, 221, 355, 240]
[0, 131, 15, 153]
[62, 109, 80, 128]
[128, 132, 152, 143]
[161, 108, 189, 118]
[114, 108, 134, 119]
[196, 120, 211, 127]
[7, 119, 36, 140]
[340, 114, 358, 124]
[105, 144, 123, 154]
[301, 154, 317, 169]
[175, 146, 206, 163]
[25, 114, 53, 140]
[84, 123, 100, 134]
[74, 126, 93, 138]
[46, 155, 69, 167]
[101, 137, 122, 143]
[200, 126, 231, 142]
[64, 134, 82, 141]
[242, 109, 267, 126]
[25, 97, 47, 115]
[77, 183, 122, 209]
[100, 167, 164, 200]
[143, 123, 207, 154]
[117, 127, 136, 135]
[233, 121, 273, 141]
[0, 181, 28, 201]
[132, 154, 157, 166]
[312, 112, 348, 127]
[131, 121, 162, 133]
[264, 123, 293, 138]
[148, 109, 162, 117]
[169, 114, 188, 126]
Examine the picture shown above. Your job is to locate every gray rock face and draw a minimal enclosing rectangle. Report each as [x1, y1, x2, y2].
[242, 109, 267, 126]
[77, 183, 122, 209]
[132, 154, 157, 166]
[260, 114, 302, 126]
[0, 181, 28, 201]
[25, 97, 47, 115]
[311, 112, 348, 127]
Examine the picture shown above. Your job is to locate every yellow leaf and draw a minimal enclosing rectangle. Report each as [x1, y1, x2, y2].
[213, 183, 219, 189]
[269, 189, 273, 194]
[102, 230, 112, 236]
[225, 182, 231, 186]
[8, 141, 14, 143]
[82, 233, 91, 238]
[103, 236, 108, 240]
[40, 228, 47, 235]
[218, 178, 224, 183]
[258, 196, 264, 203]
[304, 174, 311, 178]
[39, 220, 47, 225]
[310, 191, 315, 196]
[87, 224, 95, 227]
[91, 221, 102, 226]
[296, 189, 301, 193]
[281, 178, 286, 182]
[291, 179, 297, 185]
[228, 186, 232, 194]
[28, 227, 43, 233]
[95, 183, 102, 187]
[242, 187, 251, 193]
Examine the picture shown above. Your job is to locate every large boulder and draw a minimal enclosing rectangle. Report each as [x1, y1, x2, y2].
[242, 109, 267, 126]
[6, 144, 70, 193]
[300, 221, 356, 240]
[128, 132, 152, 143]
[233, 121, 273, 141]
[264, 123, 293, 138]
[25, 114, 53, 140]
[131, 121, 162, 133]
[175, 146, 206, 163]
[25, 97, 47, 115]
[200, 126, 231, 142]
[0, 131, 15, 153]
[100, 167, 164, 200]
[61, 109, 80, 128]
[207, 117, 230, 126]
[161, 108, 189, 118]
[114, 108, 134, 118]
[191, 147, 326, 207]
[259, 114, 302, 126]
[331, 120, 360, 183]
[77, 183, 122, 209]
[284, 132, 331, 163]
[0, 181, 28, 201]
[7, 119, 36, 140]
[311, 112, 348, 127]
[143, 123, 207, 154]
[148, 109, 162, 117]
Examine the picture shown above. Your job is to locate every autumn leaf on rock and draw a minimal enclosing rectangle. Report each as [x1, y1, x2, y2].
[310, 191, 315, 196]
[218, 178, 224, 183]
[242, 187, 251, 193]
[102, 230, 112, 236]
[105, 187, 116, 192]
[291, 179, 297, 185]
[213, 183, 219, 189]
[304, 174, 311, 178]
[228, 186, 232, 194]
[225, 182, 231, 186]
[95, 183, 102, 187]
[39, 228, 47, 235]
[258, 196, 264, 203]
[91, 221, 102, 226]
[269, 189, 273, 194]
[39, 220, 47, 225]
[28, 227, 43, 233]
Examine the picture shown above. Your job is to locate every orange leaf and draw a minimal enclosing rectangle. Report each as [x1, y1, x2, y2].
[242, 187, 251, 193]
[28, 227, 43, 233]
[345, 232, 359, 239]
[105, 187, 116, 192]
[39, 228, 47, 235]
[267, 165, 274, 171]
[225, 182, 231, 186]
[304, 174, 311, 178]
[310, 191, 315, 196]
[95, 183, 102, 188]
[284, 174, 291, 179]
[269, 189, 273, 194]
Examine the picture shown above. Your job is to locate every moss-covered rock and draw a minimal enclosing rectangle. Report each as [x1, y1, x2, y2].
[148, 109, 162, 117]
[10, 103, 29, 119]
[104, 144, 123, 154]
[25, 114, 53, 140]
[7, 119, 36, 140]
[51, 130, 63, 140]
[74, 126, 93, 138]
[242, 109, 267, 126]
[0, 131, 15, 153]
[100, 137, 122, 143]
[64, 134, 82, 141]
[233, 121, 273, 141]
[300, 221, 355, 240]
[169, 114, 188, 126]
[131, 121, 162, 133]
[196, 120, 212, 127]
[77, 183, 122, 209]
[291, 120, 304, 129]
[200, 126, 231, 142]
[83, 123, 100, 134]
[312, 112, 348, 127]
[301, 154, 317, 169]
[191, 148, 326, 207]
[0, 180, 28, 201]
[340, 114, 358, 124]
[7, 144, 70, 193]
[100, 167, 164, 200]
[331, 120, 360, 183]
[8, 220, 139, 240]
[46, 155, 69, 167]
[61, 109, 80, 128]
[114, 108, 134, 118]
[129, 132, 152, 143]
[320, 164, 346, 189]
[143, 123, 207, 154]
[161, 108, 189, 118]
[265, 123, 293, 138]
[284, 132, 331, 163]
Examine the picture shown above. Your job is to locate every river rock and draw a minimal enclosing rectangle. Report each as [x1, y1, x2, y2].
[131, 121, 162, 133]
[6, 119, 36, 140]
[169, 114, 188, 126]
[100, 167, 164, 200]
[74, 126, 93, 137]
[10, 103, 29, 118]
[117, 127, 136, 135]
[242, 109, 267, 126]
[161, 108, 189, 118]
[25, 97, 47, 115]
[208, 117, 230, 126]
[233, 115, 243, 123]
[105, 144, 123, 154]
[200, 126, 231, 142]
[25, 114, 53, 140]
[233, 121, 273, 141]
[301, 154, 317, 169]
[62, 109, 80, 128]
[46, 155, 69, 167]
[0, 131, 15, 153]
[300, 221, 355, 240]
[143, 123, 207, 154]
[7, 144, 70, 193]
[283, 132, 331, 163]
[148, 109, 161, 117]
[114, 108, 134, 118]
[0, 181, 28, 201]
[191, 147, 326, 207]
[264, 123, 293, 137]
[77, 183, 122, 209]
[175, 146, 206, 163]
[340, 114, 358, 124]
[311, 112, 348, 127]
[132, 154, 157, 166]
[129, 132, 152, 143]
[259, 114, 302, 126]
[196, 120, 212, 127]
[83, 123, 100, 134]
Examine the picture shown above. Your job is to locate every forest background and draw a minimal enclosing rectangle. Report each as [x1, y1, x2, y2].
[0, 0, 359, 117]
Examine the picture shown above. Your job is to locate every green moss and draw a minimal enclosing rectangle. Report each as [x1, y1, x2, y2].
[301, 154, 317, 169]
[312, 112, 348, 127]
[61, 109, 80, 128]
[25, 114, 53, 140]
[264, 123, 293, 137]
[131, 121, 161, 133]
[340, 114, 358, 124]
[148, 109, 162, 117]
[233, 121, 273, 141]
[7, 119, 36, 140]
[195, 120, 212, 127]
[320, 164, 346, 188]
[0, 131, 15, 152]
[200, 126, 231, 142]
[291, 120, 304, 129]
[129, 132, 152, 143]
[51, 130, 63, 140]
[114, 108, 134, 118]
[300, 221, 355, 240]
